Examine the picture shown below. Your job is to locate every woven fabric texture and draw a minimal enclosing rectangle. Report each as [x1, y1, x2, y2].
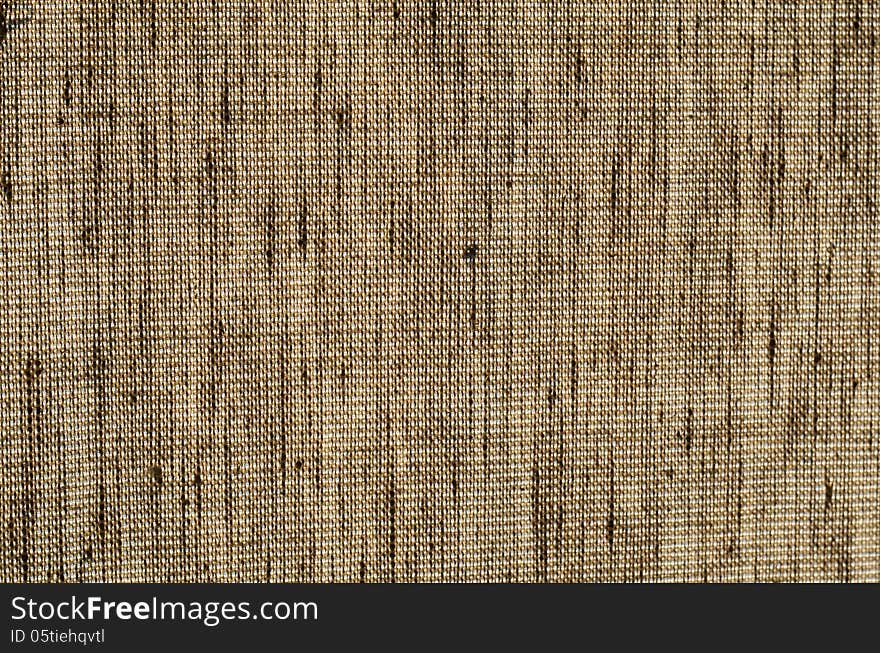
[1, 1, 879, 582]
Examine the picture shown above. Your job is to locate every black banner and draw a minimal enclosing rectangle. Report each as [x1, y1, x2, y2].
[1, 584, 875, 650]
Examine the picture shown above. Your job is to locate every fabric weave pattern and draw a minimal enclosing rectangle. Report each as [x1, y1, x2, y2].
[1, 1, 878, 582]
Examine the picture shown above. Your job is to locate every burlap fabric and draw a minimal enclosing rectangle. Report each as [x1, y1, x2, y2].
[1, 1, 878, 582]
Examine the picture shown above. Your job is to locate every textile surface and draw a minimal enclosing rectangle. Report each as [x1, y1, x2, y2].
[1, 0, 878, 582]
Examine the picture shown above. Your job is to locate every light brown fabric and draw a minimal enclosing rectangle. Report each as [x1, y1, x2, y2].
[1, 0, 878, 582]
